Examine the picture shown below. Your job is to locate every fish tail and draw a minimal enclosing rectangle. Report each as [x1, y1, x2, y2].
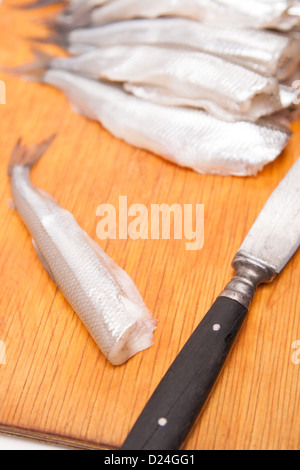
[36, 7, 92, 32]
[1, 48, 53, 81]
[16, 0, 65, 9]
[29, 27, 69, 49]
[8, 135, 56, 177]
[56, 8, 93, 30]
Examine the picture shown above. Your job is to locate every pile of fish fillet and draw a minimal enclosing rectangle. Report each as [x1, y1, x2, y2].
[23, 0, 300, 176]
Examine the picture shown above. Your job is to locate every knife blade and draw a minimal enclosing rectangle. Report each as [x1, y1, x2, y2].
[121, 157, 300, 451]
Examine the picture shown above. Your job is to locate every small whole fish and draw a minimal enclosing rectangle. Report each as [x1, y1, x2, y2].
[20, 68, 291, 176]
[49, 0, 298, 31]
[8, 136, 156, 366]
[50, 18, 299, 81]
[39, 45, 286, 122]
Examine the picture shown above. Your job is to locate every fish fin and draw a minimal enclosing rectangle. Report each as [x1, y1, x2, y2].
[32, 238, 57, 284]
[1, 48, 53, 81]
[15, 0, 64, 9]
[8, 134, 56, 177]
[28, 28, 69, 50]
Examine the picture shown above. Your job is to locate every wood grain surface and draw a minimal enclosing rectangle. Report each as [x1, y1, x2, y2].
[0, 1, 299, 450]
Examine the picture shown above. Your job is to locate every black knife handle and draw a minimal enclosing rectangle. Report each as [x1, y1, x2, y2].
[121, 296, 248, 450]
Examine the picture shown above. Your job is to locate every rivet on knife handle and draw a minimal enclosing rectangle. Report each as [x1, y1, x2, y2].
[121, 158, 300, 450]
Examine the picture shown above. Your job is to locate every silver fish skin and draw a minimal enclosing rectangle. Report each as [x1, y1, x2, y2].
[124, 82, 298, 123]
[63, 19, 300, 81]
[56, 0, 300, 23]
[279, 84, 299, 108]
[67, 0, 296, 30]
[289, 0, 300, 16]
[40, 69, 291, 176]
[49, 45, 283, 122]
[8, 137, 156, 366]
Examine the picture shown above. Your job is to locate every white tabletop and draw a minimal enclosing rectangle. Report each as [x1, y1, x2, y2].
[0, 434, 67, 450]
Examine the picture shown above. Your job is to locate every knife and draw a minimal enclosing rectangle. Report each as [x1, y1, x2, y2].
[121, 157, 300, 451]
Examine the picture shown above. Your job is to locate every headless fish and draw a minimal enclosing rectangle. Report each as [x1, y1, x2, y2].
[124, 82, 298, 123]
[47, 18, 300, 81]
[8, 136, 156, 366]
[23, 69, 291, 176]
[52, 0, 298, 31]
[42, 45, 284, 122]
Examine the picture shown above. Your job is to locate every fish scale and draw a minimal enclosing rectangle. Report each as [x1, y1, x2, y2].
[25, 0, 300, 31]
[38, 69, 292, 176]
[48, 45, 283, 122]
[63, 18, 299, 80]
[82, 0, 297, 30]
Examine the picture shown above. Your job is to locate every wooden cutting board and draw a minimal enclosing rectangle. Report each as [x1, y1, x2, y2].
[0, 1, 299, 450]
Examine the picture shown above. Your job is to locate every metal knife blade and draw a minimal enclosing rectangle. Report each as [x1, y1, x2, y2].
[239, 157, 300, 273]
[121, 158, 300, 451]
[222, 157, 300, 309]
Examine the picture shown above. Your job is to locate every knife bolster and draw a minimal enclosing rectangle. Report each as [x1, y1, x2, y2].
[220, 253, 276, 309]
